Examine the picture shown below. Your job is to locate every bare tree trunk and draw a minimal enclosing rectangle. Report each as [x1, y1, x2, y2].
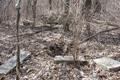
[3, 0, 12, 24]
[0, 1, 3, 23]
[26, 0, 31, 20]
[86, 23, 91, 37]
[64, 0, 69, 15]
[49, 0, 52, 10]
[15, 0, 21, 80]
[84, 0, 102, 37]
[101, 0, 107, 13]
[82, 0, 96, 37]
[32, 0, 37, 29]
[57, 0, 59, 9]
[61, 0, 63, 11]
[64, 0, 70, 32]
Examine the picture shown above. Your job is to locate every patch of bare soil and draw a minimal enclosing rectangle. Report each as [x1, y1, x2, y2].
[0, 21, 120, 80]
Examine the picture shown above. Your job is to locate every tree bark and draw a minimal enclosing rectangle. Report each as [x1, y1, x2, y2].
[49, 0, 52, 10]
[101, 0, 107, 13]
[15, 0, 21, 80]
[32, 0, 37, 28]
[26, 0, 31, 20]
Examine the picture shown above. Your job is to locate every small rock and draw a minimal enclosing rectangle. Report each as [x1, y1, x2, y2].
[23, 20, 32, 26]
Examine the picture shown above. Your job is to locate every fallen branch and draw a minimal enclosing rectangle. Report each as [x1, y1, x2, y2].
[88, 20, 120, 28]
[78, 27, 120, 45]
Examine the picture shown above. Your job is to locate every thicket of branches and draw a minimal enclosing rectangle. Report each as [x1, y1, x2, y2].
[0, 0, 120, 24]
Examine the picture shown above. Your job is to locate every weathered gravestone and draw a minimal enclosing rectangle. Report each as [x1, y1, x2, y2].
[54, 56, 87, 64]
[0, 51, 31, 74]
[94, 57, 120, 71]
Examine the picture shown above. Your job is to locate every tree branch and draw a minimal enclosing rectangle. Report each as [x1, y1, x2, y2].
[78, 27, 120, 45]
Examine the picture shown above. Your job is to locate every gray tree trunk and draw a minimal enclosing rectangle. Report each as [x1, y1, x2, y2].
[49, 0, 52, 10]
[32, 0, 37, 28]
[64, 0, 70, 32]
[26, 0, 31, 20]
[15, 0, 21, 79]
[83, 0, 102, 37]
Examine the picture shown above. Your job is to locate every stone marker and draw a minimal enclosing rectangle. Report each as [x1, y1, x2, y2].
[0, 51, 31, 74]
[54, 56, 87, 64]
[94, 57, 120, 71]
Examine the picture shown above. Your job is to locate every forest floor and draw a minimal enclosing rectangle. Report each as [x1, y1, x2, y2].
[0, 18, 120, 80]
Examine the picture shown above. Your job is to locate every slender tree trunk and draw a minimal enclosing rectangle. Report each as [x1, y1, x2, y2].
[49, 0, 52, 10]
[16, 5, 20, 80]
[84, 0, 102, 37]
[101, 0, 107, 13]
[57, 0, 59, 9]
[64, 0, 69, 15]
[15, 0, 21, 80]
[82, 0, 92, 37]
[64, 0, 70, 32]
[61, 0, 63, 11]
[26, 0, 31, 20]
[32, 0, 37, 28]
